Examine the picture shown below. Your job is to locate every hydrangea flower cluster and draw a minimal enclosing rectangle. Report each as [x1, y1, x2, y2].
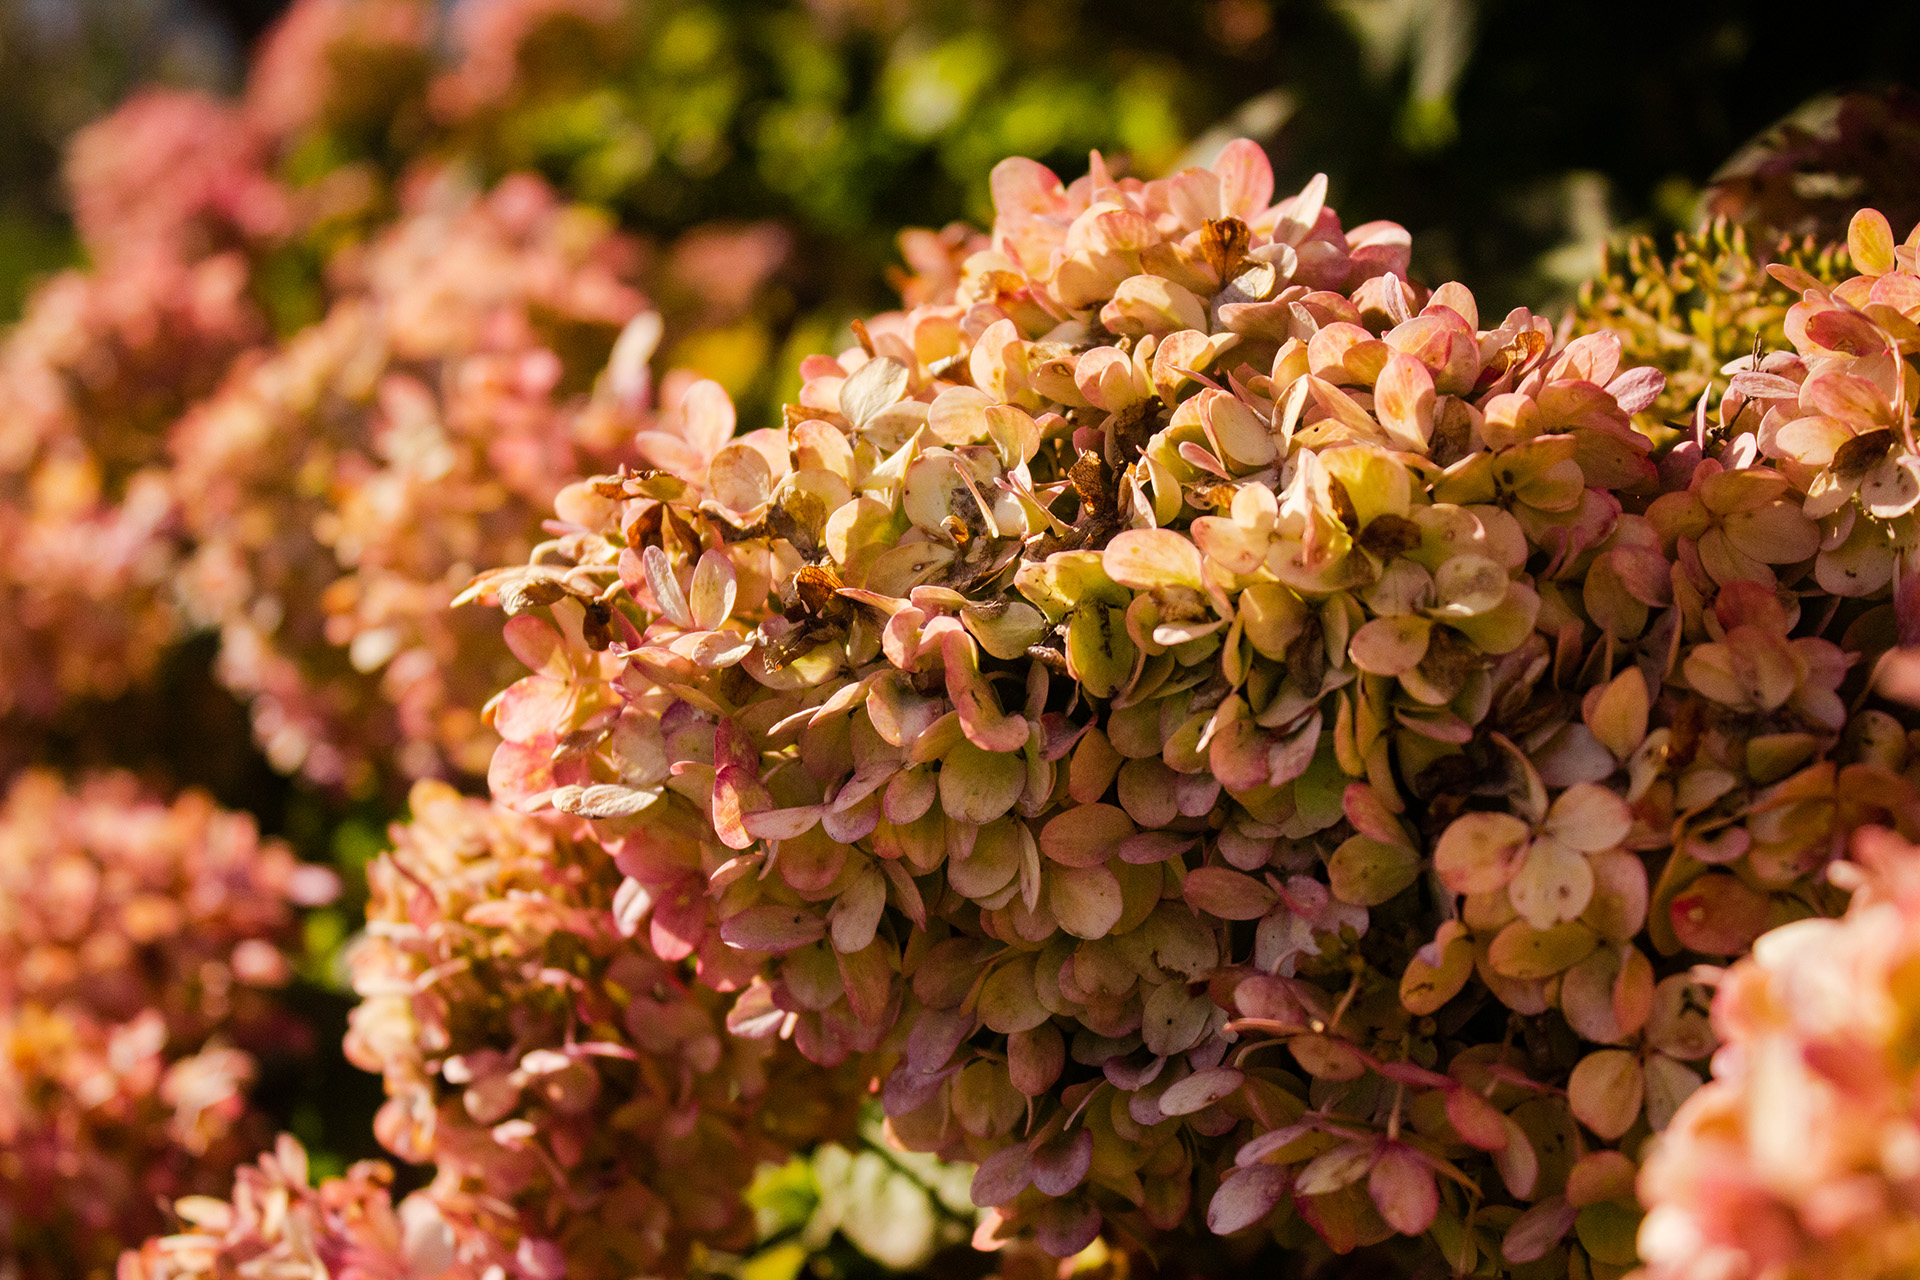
[344, 780, 861, 1278]
[170, 167, 655, 791]
[1635, 822, 1920, 1280]
[0, 770, 336, 1275]
[0, 90, 281, 720]
[116, 1134, 509, 1280]
[1727, 207, 1920, 604]
[458, 139, 1920, 1272]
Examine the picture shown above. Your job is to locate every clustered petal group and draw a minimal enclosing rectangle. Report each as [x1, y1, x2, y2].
[118, 1134, 494, 1280]
[1637, 826, 1920, 1280]
[0, 771, 334, 1275]
[343, 782, 862, 1277]
[170, 168, 654, 789]
[447, 132, 1920, 1273]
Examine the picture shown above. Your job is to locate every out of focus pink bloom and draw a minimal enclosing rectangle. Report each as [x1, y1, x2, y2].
[1638, 825, 1920, 1280]
[0, 771, 332, 1273]
[431, 0, 627, 122]
[169, 169, 647, 792]
[116, 1135, 514, 1280]
[245, 0, 435, 143]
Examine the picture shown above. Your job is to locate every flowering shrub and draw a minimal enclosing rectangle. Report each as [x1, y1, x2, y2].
[455, 137, 1920, 1273]
[0, 770, 335, 1275]
[344, 780, 861, 1278]
[15, 7, 1920, 1275]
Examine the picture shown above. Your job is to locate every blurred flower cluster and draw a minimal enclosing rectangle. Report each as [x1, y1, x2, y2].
[0, 89, 281, 722]
[343, 780, 862, 1278]
[171, 166, 654, 792]
[117, 1133, 511, 1280]
[1635, 822, 1920, 1280]
[456, 133, 1920, 1273]
[0, 770, 336, 1276]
